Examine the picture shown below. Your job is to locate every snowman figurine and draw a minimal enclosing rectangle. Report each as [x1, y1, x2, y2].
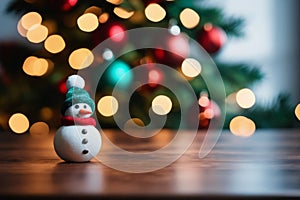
[54, 75, 101, 162]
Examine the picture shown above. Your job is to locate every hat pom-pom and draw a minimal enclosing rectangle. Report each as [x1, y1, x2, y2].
[66, 75, 85, 89]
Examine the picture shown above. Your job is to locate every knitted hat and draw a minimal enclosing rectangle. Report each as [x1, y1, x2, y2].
[61, 75, 95, 115]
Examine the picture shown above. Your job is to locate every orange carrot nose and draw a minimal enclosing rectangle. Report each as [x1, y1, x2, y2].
[79, 109, 92, 115]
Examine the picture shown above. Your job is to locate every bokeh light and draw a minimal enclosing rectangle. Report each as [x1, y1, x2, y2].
[229, 116, 256, 137]
[145, 3, 166, 23]
[181, 58, 202, 78]
[106, 60, 132, 88]
[169, 25, 181, 36]
[106, 0, 123, 5]
[109, 24, 126, 42]
[21, 12, 42, 30]
[97, 96, 119, 117]
[26, 24, 48, 43]
[44, 34, 66, 54]
[29, 122, 50, 137]
[179, 8, 200, 29]
[295, 103, 300, 121]
[102, 48, 114, 60]
[85, 6, 102, 15]
[68, 48, 94, 70]
[152, 95, 172, 115]
[77, 13, 99, 32]
[22, 56, 49, 76]
[114, 7, 134, 19]
[236, 88, 256, 109]
[17, 19, 27, 37]
[198, 94, 210, 107]
[8, 113, 30, 134]
[99, 13, 109, 23]
[40, 107, 53, 121]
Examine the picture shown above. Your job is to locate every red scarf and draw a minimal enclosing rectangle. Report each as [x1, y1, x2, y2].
[61, 116, 96, 126]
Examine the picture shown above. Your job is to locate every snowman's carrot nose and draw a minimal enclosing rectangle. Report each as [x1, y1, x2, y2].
[79, 109, 92, 115]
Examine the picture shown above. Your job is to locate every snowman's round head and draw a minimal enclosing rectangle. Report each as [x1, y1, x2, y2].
[64, 103, 93, 118]
[61, 75, 96, 116]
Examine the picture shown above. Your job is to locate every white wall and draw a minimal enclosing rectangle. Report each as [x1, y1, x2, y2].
[208, 0, 300, 104]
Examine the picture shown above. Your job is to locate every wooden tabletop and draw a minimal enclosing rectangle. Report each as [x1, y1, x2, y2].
[0, 129, 300, 199]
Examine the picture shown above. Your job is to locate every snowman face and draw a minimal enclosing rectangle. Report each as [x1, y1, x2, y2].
[64, 103, 93, 118]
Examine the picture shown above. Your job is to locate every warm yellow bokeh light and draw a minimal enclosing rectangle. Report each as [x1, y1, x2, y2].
[99, 13, 109, 23]
[295, 103, 300, 121]
[181, 58, 201, 78]
[40, 107, 53, 121]
[114, 7, 134, 19]
[21, 12, 42, 30]
[152, 95, 172, 115]
[30, 122, 50, 137]
[179, 8, 200, 29]
[22, 56, 49, 76]
[236, 88, 256, 109]
[97, 96, 119, 117]
[77, 13, 99, 32]
[124, 118, 145, 130]
[17, 19, 27, 37]
[26, 24, 48, 43]
[44, 35, 66, 54]
[106, 0, 123, 5]
[85, 6, 102, 15]
[68, 48, 94, 70]
[8, 113, 30, 134]
[145, 3, 166, 23]
[229, 116, 256, 137]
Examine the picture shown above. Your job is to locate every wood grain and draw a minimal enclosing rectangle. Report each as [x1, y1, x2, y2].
[0, 129, 300, 199]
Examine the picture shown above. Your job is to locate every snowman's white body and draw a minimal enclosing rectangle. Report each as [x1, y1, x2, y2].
[54, 125, 101, 162]
[53, 74, 102, 162]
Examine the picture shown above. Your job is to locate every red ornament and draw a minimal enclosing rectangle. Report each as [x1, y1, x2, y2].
[197, 24, 227, 54]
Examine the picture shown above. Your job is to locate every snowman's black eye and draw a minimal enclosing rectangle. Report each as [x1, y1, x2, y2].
[83, 105, 87, 109]
[75, 105, 79, 109]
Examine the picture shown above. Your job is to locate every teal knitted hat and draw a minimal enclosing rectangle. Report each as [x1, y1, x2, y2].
[61, 75, 95, 115]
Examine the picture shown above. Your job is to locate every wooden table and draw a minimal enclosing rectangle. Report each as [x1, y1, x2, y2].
[0, 129, 300, 199]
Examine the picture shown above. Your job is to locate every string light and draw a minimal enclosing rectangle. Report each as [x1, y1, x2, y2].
[106, 0, 123, 5]
[102, 48, 114, 60]
[295, 103, 300, 121]
[152, 95, 172, 115]
[145, 3, 166, 23]
[26, 24, 48, 43]
[85, 6, 102, 15]
[99, 13, 109, 23]
[97, 96, 119, 117]
[229, 116, 256, 137]
[29, 122, 50, 137]
[22, 56, 49, 76]
[236, 88, 256, 109]
[21, 12, 42, 30]
[181, 58, 202, 78]
[44, 34, 66, 54]
[17, 19, 27, 37]
[179, 8, 200, 29]
[109, 24, 126, 42]
[77, 13, 99, 32]
[114, 7, 134, 19]
[169, 25, 181, 36]
[68, 48, 94, 70]
[8, 113, 30, 134]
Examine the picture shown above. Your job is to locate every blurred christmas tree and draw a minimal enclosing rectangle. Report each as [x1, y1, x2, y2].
[0, 0, 299, 132]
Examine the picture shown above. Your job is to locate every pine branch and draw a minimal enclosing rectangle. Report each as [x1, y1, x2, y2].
[217, 63, 264, 94]
[243, 93, 299, 128]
